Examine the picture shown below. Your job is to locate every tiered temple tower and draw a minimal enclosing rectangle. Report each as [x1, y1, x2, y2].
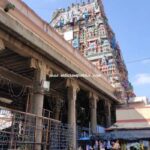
[50, 0, 135, 101]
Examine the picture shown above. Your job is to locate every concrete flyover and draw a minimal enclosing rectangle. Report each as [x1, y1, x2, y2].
[0, 0, 121, 149]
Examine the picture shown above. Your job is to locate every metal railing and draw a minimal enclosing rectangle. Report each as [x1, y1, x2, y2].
[0, 107, 73, 150]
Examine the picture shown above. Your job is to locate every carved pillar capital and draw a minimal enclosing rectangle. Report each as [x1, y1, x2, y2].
[66, 78, 80, 92]
[105, 100, 111, 110]
[30, 58, 53, 76]
[66, 79, 80, 102]
[89, 92, 99, 101]
[30, 58, 53, 94]
[89, 92, 99, 109]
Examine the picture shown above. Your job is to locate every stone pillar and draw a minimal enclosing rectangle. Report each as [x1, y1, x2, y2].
[30, 60, 52, 115]
[31, 69, 45, 115]
[105, 100, 112, 127]
[111, 105, 116, 124]
[54, 99, 63, 120]
[89, 92, 98, 134]
[0, 39, 5, 51]
[55, 109, 60, 120]
[30, 60, 52, 150]
[66, 79, 80, 150]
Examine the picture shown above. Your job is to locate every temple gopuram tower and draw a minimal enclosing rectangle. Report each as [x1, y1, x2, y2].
[50, 0, 135, 102]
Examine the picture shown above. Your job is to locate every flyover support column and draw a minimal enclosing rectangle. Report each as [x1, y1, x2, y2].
[66, 79, 80, 150]
[89, 92, 99, 134]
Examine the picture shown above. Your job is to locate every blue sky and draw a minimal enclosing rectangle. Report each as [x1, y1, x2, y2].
[23, 0, 150, 99]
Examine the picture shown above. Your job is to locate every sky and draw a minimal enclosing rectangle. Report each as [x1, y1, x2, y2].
[23, 0, 150, 99]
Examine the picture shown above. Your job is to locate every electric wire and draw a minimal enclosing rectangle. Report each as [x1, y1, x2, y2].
[126, 57, 150, 64]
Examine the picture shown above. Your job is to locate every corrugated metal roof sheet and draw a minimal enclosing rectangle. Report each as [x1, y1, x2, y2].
[107, 122, 150, 130]
[98, 130, 150, 141]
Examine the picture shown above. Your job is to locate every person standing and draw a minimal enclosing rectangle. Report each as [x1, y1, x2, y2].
[112, 140, 120, 150]
[99, 141, 105, 150]
[106, 141, 112, 150]
[93, 140, 99, 150]
[86, 144, 93, 150]
[78, 145, 83, 150]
